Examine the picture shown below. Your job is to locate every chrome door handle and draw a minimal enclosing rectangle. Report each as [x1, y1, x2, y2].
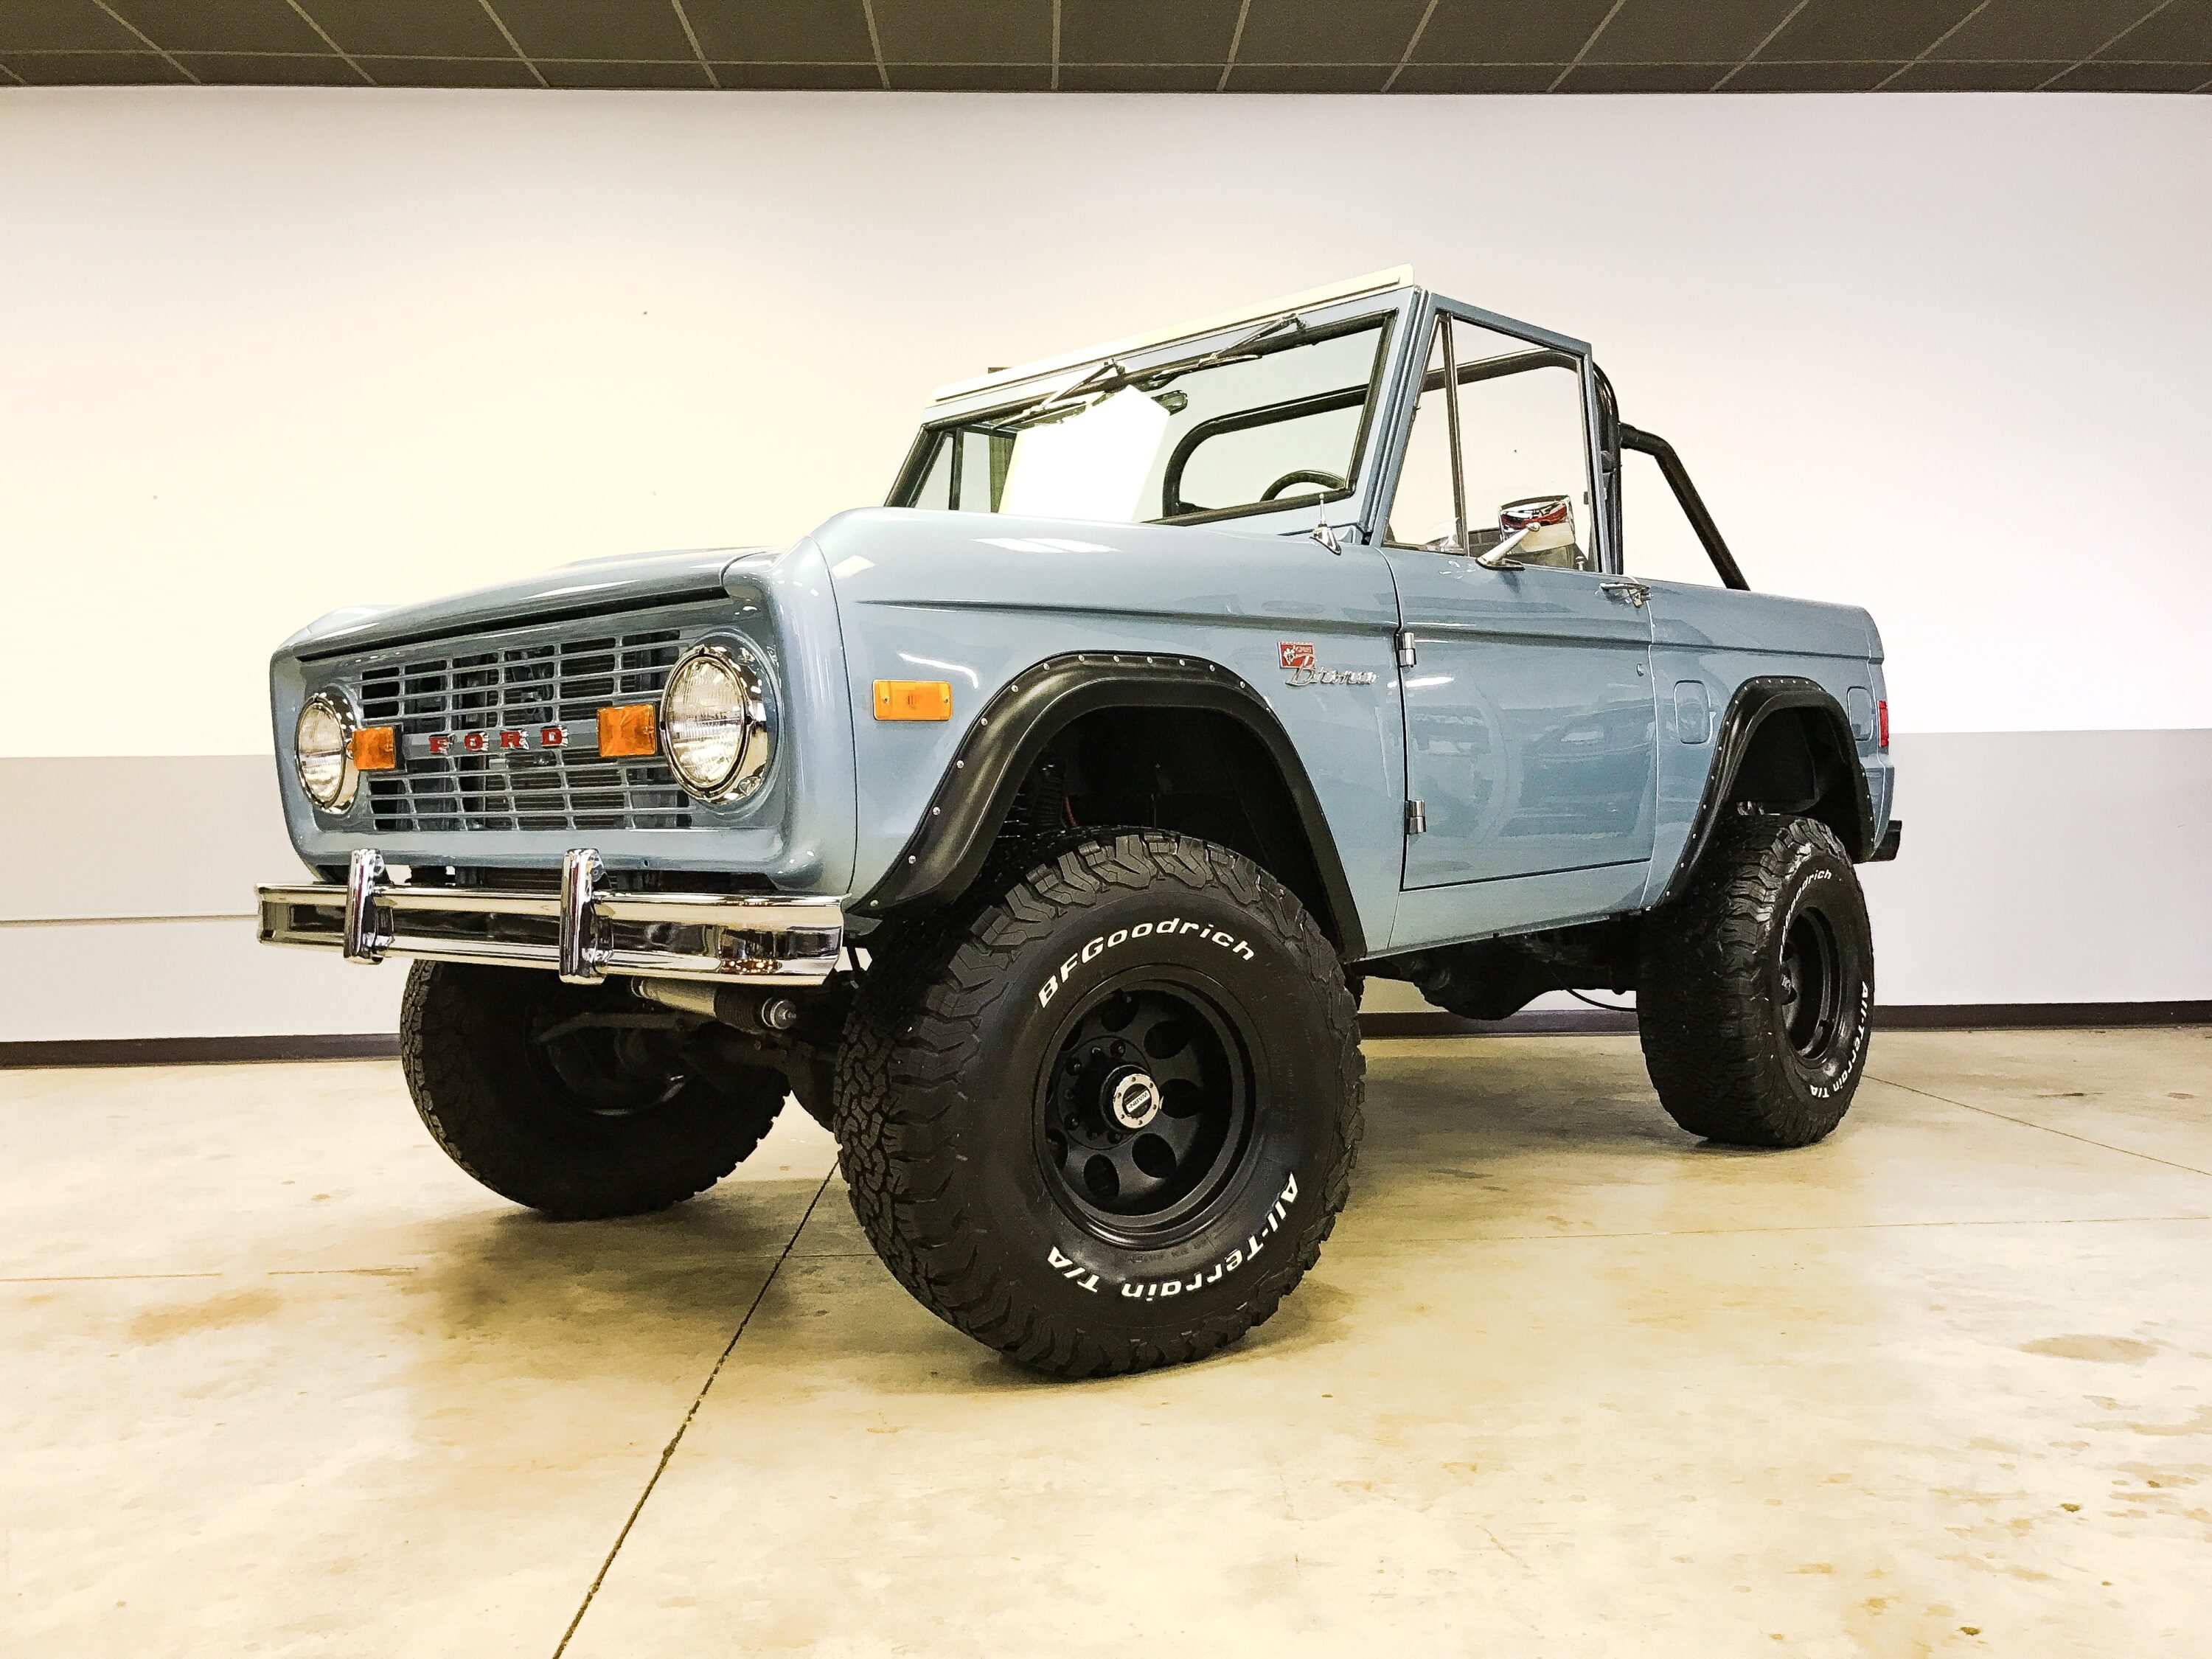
[1600, 580, 1649, 608]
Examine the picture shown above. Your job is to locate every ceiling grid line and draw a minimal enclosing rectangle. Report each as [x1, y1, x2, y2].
[668, 2, 720, 90]
[859, 0, 891, 90]
[0, 59, 26, 86]
[1711, 0, 1814, 91]
[1051, 0, 1062, 92]
[473, 1, 548, 88]
[2035, 0, 2180, 90]
[284, 1, 374, 86]
[1871, 0, 1998, 91]
[89, 1, 199, 84]
[1217, 0, 1251, 93]
[1381, 0, 1442, 94]
[1548, 0, 1632, 94]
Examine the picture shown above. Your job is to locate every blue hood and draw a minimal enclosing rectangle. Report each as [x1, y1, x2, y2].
[278, 544, 777, 660]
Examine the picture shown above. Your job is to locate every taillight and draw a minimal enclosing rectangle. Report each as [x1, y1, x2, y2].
[1877, 700, 1889, 750]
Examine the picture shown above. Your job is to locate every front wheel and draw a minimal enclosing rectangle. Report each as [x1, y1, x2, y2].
[1637, 814, 1874, 1148]
[400, 962, 786, 1219]
[835, 831, 1364, 1377]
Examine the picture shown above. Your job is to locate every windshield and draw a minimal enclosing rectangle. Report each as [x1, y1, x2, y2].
[897, 313, 1394, 527]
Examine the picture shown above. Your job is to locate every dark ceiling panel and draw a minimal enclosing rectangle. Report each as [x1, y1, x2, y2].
[1413, 0, 1615, 65]
[1236, 0, 1431, 66]
[1227, 62, 1395, 91]
[2097, 0, 2212, 60]
[869, 0, 1052, 66]
[1, 49, 187, 83]
[179, 51, 364, 85]
[1727, 59, 1902, 91]
[1560, 60, 1731, 91]
[300, 1, 515, 60]
[0, 0, 2202, 92]
[889, 61, 1054, 90]
[1058, 63, 1224, 90]
[1060, 0, 1242, 65]
[485, 1, 694, 63]
[1889, 58, 2069, 88]
[2053, 58, 2208, 88]
[358, 55, 540, 87]
[683, 0, 875, 63]
[1393, 61, 1562, 91]
[537, 57, 710, 88]
[1756, 0, 1983, 62]
[105, 0, 324, 55]
[713, 61, 883, 88]
[0, 1, 142, 52]
[1585, 0, 1805, 64]
[1928, 0, 2159, 61]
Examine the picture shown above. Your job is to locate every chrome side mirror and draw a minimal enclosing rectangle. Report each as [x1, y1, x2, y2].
[1475, 494, 1573, 571]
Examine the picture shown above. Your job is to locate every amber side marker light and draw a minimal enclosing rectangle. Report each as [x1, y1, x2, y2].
[874, 680, 953, 722]
[349, 726, 398, 771]
[599, 703, 659, 758]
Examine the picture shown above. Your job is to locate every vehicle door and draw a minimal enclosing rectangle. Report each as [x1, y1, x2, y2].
[1379, 305, 1658, 891]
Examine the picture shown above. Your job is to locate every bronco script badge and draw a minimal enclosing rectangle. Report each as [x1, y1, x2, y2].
[1280, 641, 1376, 687]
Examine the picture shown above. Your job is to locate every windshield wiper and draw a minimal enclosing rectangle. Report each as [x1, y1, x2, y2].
[1150, 313, 1305, 381]
[1001, 356, 1130, 428]
[998, 313, 1311, 428]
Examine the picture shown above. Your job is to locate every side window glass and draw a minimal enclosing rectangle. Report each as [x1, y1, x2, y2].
[1387, 325, 1459, 548]
[1387, 316, 1598, 572]
[911, 428, 1012, 512]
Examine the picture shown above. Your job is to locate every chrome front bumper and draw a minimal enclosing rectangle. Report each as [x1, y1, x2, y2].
[257, 849, 843, 986]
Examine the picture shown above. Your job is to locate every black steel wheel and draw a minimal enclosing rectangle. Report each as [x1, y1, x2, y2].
[1037, 980, 1253, 1239]
[835, 830, 1364, 1377]
[1638, 813, 1875, 1149]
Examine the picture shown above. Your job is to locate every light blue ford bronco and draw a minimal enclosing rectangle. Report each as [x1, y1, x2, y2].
[260, 271, 1899, 1377]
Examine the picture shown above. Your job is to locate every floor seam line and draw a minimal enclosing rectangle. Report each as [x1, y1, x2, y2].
[549, 1163, 835, 1658]
[1868, 1074, 2212, 1180]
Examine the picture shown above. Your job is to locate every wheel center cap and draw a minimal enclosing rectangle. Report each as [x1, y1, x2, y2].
[1109, 1071, 1164, 1130]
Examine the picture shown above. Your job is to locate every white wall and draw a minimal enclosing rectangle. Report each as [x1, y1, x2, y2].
[0, 88, 2206, 1035]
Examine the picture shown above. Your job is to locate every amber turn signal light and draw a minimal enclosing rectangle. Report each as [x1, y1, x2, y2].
[349, 726, 398, 771]
[598, 703, 658, 758]
[873, 680, 953, 722]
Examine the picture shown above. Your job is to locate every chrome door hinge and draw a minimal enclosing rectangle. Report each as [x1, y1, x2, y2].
[1394, 628, 1418, 668]
[1405, 799, 1427, 835]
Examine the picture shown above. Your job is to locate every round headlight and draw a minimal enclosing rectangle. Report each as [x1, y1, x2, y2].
[295, 692, 358, 811]
[660, 644, 771, 801]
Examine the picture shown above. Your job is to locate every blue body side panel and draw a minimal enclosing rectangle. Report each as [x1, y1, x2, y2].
[813, 508, 1406, 953]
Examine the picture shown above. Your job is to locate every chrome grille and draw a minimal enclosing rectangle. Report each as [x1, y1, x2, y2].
[355, 627, 696, 832]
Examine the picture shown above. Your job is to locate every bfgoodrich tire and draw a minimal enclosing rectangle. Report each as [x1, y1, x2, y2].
[835, 830, 1364, 1377]
[1638, 814, 1874, 1148]
[400, 961, 785, 1219]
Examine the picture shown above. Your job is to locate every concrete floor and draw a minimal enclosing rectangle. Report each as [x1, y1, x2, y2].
[4, 1029, 2209, 1658]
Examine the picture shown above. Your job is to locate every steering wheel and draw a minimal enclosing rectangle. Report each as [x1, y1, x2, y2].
[1259, 469, 1346, 502]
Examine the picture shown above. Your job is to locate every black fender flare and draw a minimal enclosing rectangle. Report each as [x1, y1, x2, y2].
[1652, 675, 1875, 906]
[854, 651, 1367, 958]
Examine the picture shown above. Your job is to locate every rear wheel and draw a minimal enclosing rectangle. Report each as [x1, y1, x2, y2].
[1637, 815, 1874, 1148]
[400, 961, 785, 1219]
[834, 830, 1363, 1377]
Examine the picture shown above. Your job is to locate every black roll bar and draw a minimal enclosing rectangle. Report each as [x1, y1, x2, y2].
[1618, 423, 1749, 591]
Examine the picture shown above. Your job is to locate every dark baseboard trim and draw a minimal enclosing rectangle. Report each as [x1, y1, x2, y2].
[0, 1034, 401, 1069]
[1360, 1001, 2212, 1039]
[2, 1001, 2206, 1068]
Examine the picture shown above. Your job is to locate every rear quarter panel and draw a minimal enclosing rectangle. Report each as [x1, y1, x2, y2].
[1642, 579, 1891, 905]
